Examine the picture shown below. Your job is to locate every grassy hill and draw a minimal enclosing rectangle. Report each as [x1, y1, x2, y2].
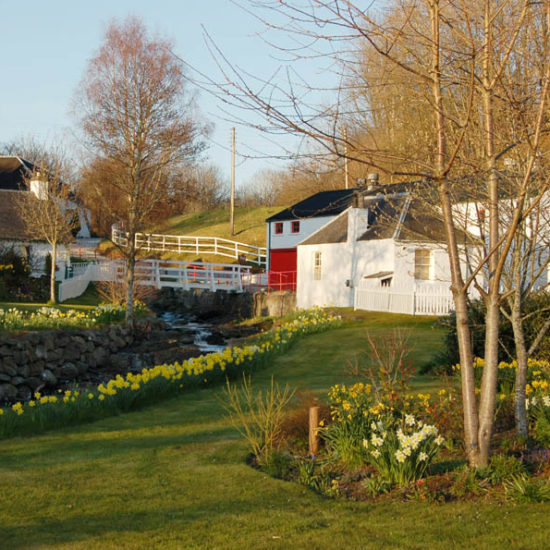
[99, 206, 282, 263]
[155, 206, 280, 247]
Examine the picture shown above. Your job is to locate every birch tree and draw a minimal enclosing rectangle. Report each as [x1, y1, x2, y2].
[16, 159, 78, 304]
[74, 16, 206, 325]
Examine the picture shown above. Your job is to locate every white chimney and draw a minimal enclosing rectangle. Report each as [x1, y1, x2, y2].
[30, 176, 48, 200]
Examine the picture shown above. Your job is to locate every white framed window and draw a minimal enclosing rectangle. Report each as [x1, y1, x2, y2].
[414, 249, 431, 280]
[313, 251, 322, 280]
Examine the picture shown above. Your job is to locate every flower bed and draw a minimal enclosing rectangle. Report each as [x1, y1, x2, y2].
[0, 302, 149, 331]
[0, 308, 342, 438]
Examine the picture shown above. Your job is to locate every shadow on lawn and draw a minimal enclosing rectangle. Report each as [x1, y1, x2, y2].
[0, 427, 240, 470]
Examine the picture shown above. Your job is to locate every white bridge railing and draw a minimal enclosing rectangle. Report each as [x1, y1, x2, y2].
[58, 259, 253, 302]
[354, 284, 454, 316]
[112, 227, 267, 267]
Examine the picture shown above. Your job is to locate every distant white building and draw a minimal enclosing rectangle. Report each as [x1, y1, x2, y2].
[0, 156, 91, 276]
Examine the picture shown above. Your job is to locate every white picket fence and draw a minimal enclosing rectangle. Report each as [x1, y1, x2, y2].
[354, 284, 454, 316]
[111, 227, 267, 267]
[58, 259, 253, 302]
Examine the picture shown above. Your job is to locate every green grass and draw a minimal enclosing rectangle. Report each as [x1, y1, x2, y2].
[99, 206, 281, 262]
[1, 312, 547, 549]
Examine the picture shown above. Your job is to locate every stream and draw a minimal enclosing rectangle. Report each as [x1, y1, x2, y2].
[159, 311, 227, 354]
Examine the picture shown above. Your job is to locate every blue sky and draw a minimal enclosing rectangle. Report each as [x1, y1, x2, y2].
[0, 0, 336, 189]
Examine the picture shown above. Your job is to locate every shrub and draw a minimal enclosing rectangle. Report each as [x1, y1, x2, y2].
[222, 375, 296, 467]
[504, 475, 550, 503]
[486, 454, 526, 484]
[437, 292, 550, 368]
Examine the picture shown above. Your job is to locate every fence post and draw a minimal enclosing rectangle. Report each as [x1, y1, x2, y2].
[309, 406, 320, 457]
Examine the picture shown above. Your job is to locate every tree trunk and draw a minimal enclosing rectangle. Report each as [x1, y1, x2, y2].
[512, 304, 529, 439]
[477, 294, 500, 466]
[50, 240, 57, 304]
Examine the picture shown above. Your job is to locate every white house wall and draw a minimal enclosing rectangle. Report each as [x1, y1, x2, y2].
[297, 238, 395, 308]
[0, 240, 69, 278]
[297, 243, 353, 308]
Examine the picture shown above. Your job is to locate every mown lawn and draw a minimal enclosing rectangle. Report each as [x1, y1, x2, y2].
[1, 313, 548, 549]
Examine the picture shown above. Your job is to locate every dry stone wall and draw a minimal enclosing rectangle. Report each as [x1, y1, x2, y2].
[0, 322, 146, 403]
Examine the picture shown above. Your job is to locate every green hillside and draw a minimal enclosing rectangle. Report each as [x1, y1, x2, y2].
[155, 206, 280, 247]
[100, 206, 283, 264]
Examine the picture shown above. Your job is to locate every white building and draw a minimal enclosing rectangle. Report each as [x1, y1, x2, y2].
[0, 156, 91, 276]
[296, 189, 478, 315]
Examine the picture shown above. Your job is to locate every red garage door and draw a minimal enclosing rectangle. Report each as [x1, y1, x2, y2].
[269, 248, 297, 272]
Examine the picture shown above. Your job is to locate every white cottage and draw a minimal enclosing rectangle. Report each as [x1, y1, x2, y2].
[0, 156, 91, 275]
[296, 188, 476, 314]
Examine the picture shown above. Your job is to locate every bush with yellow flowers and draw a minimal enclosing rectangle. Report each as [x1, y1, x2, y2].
[0, 308, 342, 438]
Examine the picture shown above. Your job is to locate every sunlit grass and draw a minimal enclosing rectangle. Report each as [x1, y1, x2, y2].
[1, 312, 547, 548]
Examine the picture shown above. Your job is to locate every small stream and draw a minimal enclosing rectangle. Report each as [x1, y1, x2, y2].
[159, 311, 226, 354]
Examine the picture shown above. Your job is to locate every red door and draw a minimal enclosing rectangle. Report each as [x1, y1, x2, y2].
[269, 248, 296, 272]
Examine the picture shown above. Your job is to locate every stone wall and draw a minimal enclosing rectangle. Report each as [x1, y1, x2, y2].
[252, 291, 296, 318]
[0, 319, 163, 403]
[153, 288, 296, 319]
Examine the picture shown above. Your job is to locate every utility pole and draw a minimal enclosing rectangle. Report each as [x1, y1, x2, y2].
[230, 127, 235, 236]
[344, 127, 349, 190]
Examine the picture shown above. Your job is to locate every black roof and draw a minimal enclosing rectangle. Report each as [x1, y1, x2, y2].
[266, 181, 417, 222]
[266, 188, 358, 222]
[0, 157, 34, 191]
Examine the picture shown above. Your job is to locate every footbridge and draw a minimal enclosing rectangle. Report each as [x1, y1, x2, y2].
[58, 258, 265, 302]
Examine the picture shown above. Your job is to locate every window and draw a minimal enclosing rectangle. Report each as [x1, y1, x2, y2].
[274, 222, 283, 235]
[314, 251, 322, 280]
[291, 220, 300, 233]
[381, 276, 392, 287]
[414, 249, 431, 280]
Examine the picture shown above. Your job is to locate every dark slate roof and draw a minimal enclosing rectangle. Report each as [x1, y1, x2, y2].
[0, 157, 34, 191]
[266, 188, 358, 222]
[0, 191, 31, 240]
[298, 193, 477, 246]
[266, 180, 418, 222]
[299, 211, 348, 245]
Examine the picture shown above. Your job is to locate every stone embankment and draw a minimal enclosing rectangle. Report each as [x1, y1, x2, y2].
[0, 317, 182, 403]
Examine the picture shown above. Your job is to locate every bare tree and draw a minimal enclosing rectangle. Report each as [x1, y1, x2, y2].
[195, 0, 550, 466]
[74, 16, 207, 325]
[16, 158, 78, 303]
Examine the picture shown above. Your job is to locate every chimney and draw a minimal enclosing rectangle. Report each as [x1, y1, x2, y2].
[366, 173, 379, 190]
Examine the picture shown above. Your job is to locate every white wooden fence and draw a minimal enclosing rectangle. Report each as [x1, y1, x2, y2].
[111, 227, 267, 267]
[58, 259, 253, 302]
[354, 284, 454, 316]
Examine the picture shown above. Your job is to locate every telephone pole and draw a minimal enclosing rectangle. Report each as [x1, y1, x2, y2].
[344, 127, 349, 190]
[230, 127, 235, 236]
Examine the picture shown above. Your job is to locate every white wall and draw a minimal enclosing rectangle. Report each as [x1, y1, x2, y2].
[0, 240, 70, 278]
[297, 237, 396, 309]
[297, 242, 353, 308]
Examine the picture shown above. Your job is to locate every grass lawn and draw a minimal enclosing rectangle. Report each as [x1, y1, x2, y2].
[1, 312, 548, 549]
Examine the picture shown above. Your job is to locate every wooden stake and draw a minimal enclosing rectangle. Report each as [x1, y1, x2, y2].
[308, 406, 319, 457]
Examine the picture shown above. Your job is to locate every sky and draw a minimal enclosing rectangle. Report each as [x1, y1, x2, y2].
[0, 0, 337, 190]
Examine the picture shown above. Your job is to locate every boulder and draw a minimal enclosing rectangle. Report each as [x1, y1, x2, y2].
[41, 369, 57, 386]
[0, 384, 17, 400]
[59, 363, 79, 380]
[63, 343, 82, 362]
